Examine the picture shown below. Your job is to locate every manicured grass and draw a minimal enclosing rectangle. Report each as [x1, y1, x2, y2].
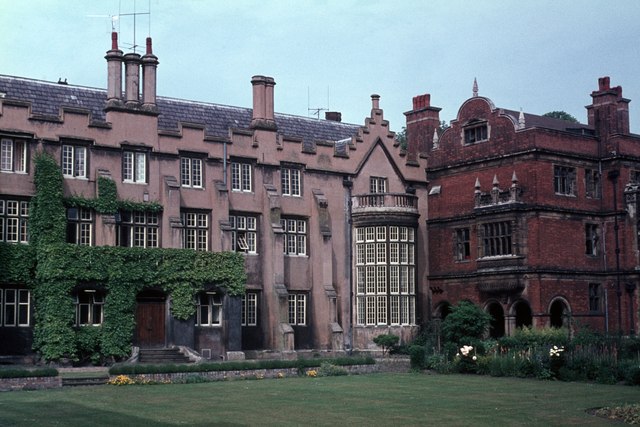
[0, 373, 638, 426]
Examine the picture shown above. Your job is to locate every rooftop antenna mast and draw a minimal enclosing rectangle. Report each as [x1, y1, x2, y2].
[307, 86, 330, 119]
[118, 0, 152, 53]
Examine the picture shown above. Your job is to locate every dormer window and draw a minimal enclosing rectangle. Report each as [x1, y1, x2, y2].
[463, 121, 488, 145]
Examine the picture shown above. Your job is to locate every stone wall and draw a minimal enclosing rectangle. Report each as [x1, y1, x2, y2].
[0, 376, 62, 392]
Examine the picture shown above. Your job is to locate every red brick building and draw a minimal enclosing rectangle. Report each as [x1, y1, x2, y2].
[0, 34, 428, 360]
[407, 78, 638, 337]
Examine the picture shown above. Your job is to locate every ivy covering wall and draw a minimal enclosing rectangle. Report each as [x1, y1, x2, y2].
[0, 152, 246, 363]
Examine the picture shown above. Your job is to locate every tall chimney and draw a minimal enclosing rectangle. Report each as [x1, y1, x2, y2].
[250, 75, 277, 130]
[586, 76, 630, 139]
[105, 32, 124, 108]
[123, 52, 142, 107]
[404, 92, 442, 157]
[141, 37, 159, 112]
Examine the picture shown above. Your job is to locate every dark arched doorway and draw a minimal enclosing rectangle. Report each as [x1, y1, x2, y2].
[135, 289, 167, 348]
[514, 301, 532, 329]
[435, 302, 452, 321]
[487, 302, 505, 338]
[549, 299, 569, 328]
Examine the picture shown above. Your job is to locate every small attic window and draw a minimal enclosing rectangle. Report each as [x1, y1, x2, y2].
[463, 120, 488, 145]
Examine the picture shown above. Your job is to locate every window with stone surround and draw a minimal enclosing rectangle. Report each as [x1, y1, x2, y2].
[585, 169, 601, 199]
[589, 283, 603, 312]
[281, 166, 302, 197]
[585, 223, 599, 256]
[66, 207, 93, 246]
[122, 150, 147, 183]
[242, 292, 258, 326]
[355, 225, 416, 326]
[196, 292, 222, 326]
[230, 214, 257, 254]
[62, 144, 87, 179]
[1, 138, 27, 173]
[0, 198, 29, 243]
[117, 211, 159, 248]
[280, 217, 307, 256]
[75, 290, 104, 326]
[455, 227, 471, 261]
[182, 211, 209, 251]
[554, 165, 576, 196]
[463, 122, 488, 145]
[1, 288, 31, 327]
[480, 221, 513, 257]
[180, 157, 203, 188]
[231, 161, 252, 192]
[288, 293, 307, 325]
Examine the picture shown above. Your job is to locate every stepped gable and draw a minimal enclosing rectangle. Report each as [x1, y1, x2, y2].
[0, 75, 360, 144]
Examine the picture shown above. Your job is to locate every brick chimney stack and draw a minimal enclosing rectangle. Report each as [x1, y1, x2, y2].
[141, 37, 159, 112]
[325, 111, 342, 122]
[404, 92, 442, 157]
[105, 32, 124, 108]
[250, 75, 277, 130]
[123, 51, 142, 108]
[587, 76, 630, 139]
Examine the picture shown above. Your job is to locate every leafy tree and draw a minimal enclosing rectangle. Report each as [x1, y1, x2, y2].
[395, 127, 407, 150]
[373, 334, 399, 356]
[543, 111, 579, 123]
[442, 301, 491, 350]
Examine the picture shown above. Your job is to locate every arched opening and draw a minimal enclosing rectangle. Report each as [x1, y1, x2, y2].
[486, 302, 505, 338]
[514, 300, 532, 329]
[549, 299, 569, 328]
[435, 302, 452, 321]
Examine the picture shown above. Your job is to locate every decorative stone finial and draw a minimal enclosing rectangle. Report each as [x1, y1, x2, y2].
[473, 78, 478, 97]
[432, 128, 439, 149]
[518, 109, 525, 129]
[493, 174, 499, 187]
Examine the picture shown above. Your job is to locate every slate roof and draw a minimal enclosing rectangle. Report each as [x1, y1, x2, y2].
[0, 75, 360, 144]
[501, 108, 594, 135]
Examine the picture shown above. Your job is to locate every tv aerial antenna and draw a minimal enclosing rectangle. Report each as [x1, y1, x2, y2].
[87, 0, 151, 53]
[308, 86, 330, 119]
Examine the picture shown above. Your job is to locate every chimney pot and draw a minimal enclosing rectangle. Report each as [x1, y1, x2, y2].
[111, 32, 118, 50]
[146, 37, 153, 55]
[371, 94, 380, 110]
[598, 76, 611, 91]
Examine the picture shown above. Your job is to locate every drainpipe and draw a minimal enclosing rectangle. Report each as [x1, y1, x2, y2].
[343, 176, 354, 354]
[608, 169, 623, 338]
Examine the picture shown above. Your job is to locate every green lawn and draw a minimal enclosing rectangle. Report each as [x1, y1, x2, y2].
[0, 373, 638, 426]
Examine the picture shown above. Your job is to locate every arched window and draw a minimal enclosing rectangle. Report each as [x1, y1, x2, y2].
[513, 301, 533, 328]
[549, 299, 570, 328]
[486, 302, 505, 338]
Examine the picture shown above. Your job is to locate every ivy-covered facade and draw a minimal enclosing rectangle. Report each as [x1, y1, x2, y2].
[0, 33, 429, 362]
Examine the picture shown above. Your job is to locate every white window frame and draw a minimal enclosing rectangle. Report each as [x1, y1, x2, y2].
[196, 292, 222, 327]
[281, 218, 307, 256]
[369, 177, 388, 194]
[230, 214, 257, 254]
[355, 225, 416, 326]
[2, 289, 30, 327]
[66, 207, 93, 246]
[288, 293, 306, 325]
[75, 291, 104, 326]
[117, 211, 159, 248]
[0, 199, 29, 243]
[182, 211, 209, 251]
[180, 157, 203, 188]
[123, 150, 147, 183]
[1, 138, 27, 173]
[241, 292, 258, 326]
[281, 167, 301, 196]
[62, 145, 87, 178]
[231, 162, 253, 192]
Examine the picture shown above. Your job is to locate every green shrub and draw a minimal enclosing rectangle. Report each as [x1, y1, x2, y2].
[0, 367, 58, 378]
[409, 345, 427, 370]
[318, 362, 348, 377]
[442, 301, 491, 354]
[373, 334, 399, 356]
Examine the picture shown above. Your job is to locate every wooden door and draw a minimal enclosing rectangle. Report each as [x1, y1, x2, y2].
[136, 301, 165, 347]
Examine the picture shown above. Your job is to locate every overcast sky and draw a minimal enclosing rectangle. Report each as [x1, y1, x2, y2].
[2, 0, 640, 133]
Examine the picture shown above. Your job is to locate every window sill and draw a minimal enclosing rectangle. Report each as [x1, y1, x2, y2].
[181, 186, 205, 190]
[122, 180, 148, 185]
[64, 176, 89, 180]
[1, 170, 28, 174]
[554, 193, 576, 197]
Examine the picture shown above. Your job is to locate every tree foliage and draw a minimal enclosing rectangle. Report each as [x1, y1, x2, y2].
[442, 301, 492, 348]
[373, 334, 399, 356]
[543, 111, 579, 123]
